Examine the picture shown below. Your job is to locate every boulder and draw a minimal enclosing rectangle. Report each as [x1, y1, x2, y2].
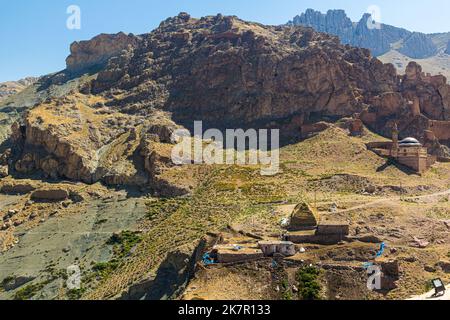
[380, 260, 400, 291]
[436, 261, 450, 273]
[0, 165, 8, 178]
[411, 237, 429, 249]
[66, 32, 140, 73]
[443, 220, 450, 229]
[0, 182, 36, 194]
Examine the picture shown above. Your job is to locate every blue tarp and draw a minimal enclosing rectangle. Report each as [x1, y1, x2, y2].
[202, 253, 215, 265]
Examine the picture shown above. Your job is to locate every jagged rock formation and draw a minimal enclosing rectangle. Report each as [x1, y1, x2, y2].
[290, 9, 354, 45]
[398, 32, 438, 59]
[66, 32, 141, 74]
[290, 9, 437, 58]
[4, 13, 450, 191]
[360, 61, 450, 157]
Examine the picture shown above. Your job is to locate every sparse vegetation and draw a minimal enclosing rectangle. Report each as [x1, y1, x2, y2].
[281, 278, 293, 300]
[13, 280, 49, 300]
[146, 198, 189, 221]
[91, 230, 143, 280]
[107, 230, 142, 257]
[66, 288, 86, 300]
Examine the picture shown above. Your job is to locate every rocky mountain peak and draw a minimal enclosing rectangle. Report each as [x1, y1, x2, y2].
[291, 9, 438, 59]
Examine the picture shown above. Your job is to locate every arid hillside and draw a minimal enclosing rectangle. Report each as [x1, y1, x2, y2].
[0, 78, 37, 102]
[0, 13, 449, 300]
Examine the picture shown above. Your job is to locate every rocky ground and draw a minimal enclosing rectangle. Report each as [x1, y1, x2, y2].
[0, 178, 150, 300]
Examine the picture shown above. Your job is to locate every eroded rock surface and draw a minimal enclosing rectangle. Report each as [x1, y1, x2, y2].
[5, 13, 450, 193]
[291, 9, 437, 58]
[66, 32, 141, 74]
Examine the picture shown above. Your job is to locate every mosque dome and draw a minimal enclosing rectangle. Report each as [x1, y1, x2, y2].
[399, 137, 422, 147]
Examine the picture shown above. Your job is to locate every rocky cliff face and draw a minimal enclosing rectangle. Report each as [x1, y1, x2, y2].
[290, 9, 354, 45]
[398, 32, 438, 59]
[88, 13, 399, 129]
[66, 32, 141, 74]
[445, 40, 450, 54]
[4, 13, 450, 190]
[291, 9, 437, 58]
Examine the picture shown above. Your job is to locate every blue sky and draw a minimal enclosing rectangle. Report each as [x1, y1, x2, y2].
[1, 0, 450, 82]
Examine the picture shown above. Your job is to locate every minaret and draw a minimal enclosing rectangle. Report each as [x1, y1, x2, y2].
[391, 122, 399, 157]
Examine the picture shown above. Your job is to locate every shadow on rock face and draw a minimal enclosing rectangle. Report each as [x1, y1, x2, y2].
[119, 239, 207, 300]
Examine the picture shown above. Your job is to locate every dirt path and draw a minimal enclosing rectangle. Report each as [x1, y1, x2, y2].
[335, 189, 450, 213]
[408, 284, 450, 300]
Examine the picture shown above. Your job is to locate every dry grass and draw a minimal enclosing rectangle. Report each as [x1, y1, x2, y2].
[77, 125, 450, 299]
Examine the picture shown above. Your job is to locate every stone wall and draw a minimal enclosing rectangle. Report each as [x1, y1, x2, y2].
[430, 120, 450, 141]
[216, 249, 264, 264]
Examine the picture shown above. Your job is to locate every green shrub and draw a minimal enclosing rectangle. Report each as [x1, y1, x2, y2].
[92, 260, 119, 278]
[91, 230, 142, 280]
[296, 266, 321, 300]
[107, 230, 142, 258]
[66, 288, 85, 300]
[13, 282, 46, 300]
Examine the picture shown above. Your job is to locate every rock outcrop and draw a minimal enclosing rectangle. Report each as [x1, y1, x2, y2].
[88, 13, 401, 131]
[291, 9, 437, 58]
[66, 32, 141, 74]
[398, 32, 438, 59]
[445, 40, 450, 55]
[9, 93, 190, 195]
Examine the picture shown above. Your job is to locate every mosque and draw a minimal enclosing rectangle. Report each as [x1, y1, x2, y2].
[367, 123, 436, 173]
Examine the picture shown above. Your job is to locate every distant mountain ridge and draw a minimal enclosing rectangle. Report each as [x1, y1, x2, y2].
[289, 9, 442, 58]
[0, 77, 37, 101]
